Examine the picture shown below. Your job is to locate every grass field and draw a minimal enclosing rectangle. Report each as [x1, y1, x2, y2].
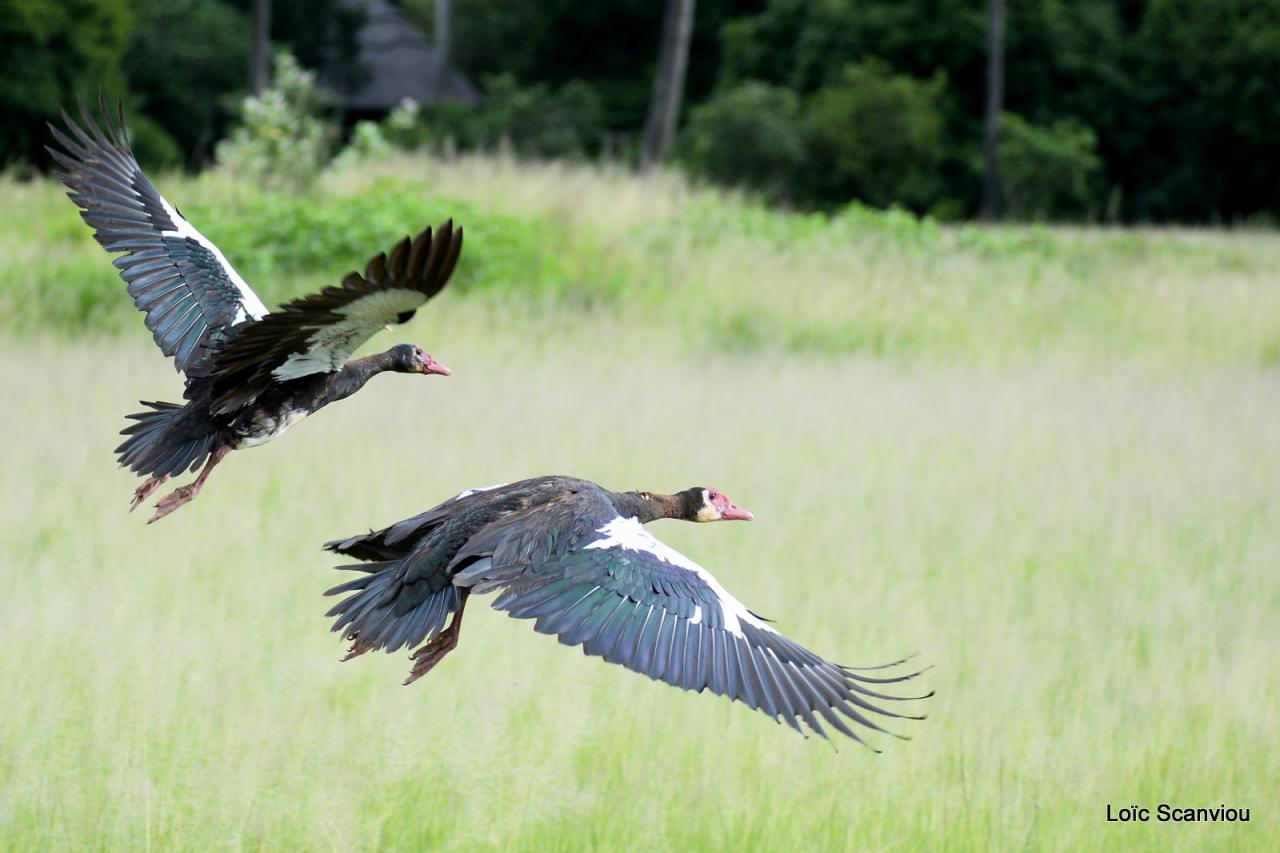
[1, 155, 1278, 850]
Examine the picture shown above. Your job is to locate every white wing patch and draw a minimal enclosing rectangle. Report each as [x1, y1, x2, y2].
[451, 483, 510, 502]
[336, 288, 426, 325]
[583, 516, 774, 637]
[158, 196, 268, 322]
[272, 288, 427, 381]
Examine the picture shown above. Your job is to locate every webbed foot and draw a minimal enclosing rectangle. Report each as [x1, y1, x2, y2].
[147, 484, 197, 524]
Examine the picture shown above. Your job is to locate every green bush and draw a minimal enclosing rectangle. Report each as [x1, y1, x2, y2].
[407, 74, 604, 159]
[997, 113, 1103, 221]
[806, 60, 946, 210]
[474, 74, 605, 159]
[173, 185, 630, 307]
[376, 98, 431, 150]
[677, 82, 808, 203]
[332, 120, 391, 170]
[408, 100, 476, 151]
[215, 52, 337, 191]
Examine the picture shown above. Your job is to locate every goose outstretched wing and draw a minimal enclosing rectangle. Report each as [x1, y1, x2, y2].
[48, 99, 268, 376]
[450, 493, 931, 747]
[206, 221, 462, 415]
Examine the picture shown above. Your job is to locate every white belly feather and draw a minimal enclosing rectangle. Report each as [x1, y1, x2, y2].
[235, 407, 310, 448]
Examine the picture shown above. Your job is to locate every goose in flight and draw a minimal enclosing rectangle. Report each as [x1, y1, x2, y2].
[324, 476, 930, 747]
[48, 101, 462, 522]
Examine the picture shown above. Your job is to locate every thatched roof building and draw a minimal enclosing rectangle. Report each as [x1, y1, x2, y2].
[338, 0, 480, 116]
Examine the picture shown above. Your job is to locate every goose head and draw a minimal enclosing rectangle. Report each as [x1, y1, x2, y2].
[688, 486, 754, 522]
[388, 343, 451, 376]
[636, 487, 752, 522]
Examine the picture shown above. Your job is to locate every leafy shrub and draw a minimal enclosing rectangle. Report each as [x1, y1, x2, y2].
[180, 184, 627, 305]
[806, 60, 946, 210]
[215, 52, 337, 191]
[408, 101, 476, 152]
[671, 59, 950, 211]
[533, 79, 605, 158]
[406, 74, 604, 159]
[474, 74, 605, 158]
[677, 82, 809, 203]
[376, 98, 432, 149]
[332, 120, 391, 169]
[998, 113, 1102, 220]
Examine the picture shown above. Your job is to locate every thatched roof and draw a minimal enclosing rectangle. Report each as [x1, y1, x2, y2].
[341, 0, 480, 112]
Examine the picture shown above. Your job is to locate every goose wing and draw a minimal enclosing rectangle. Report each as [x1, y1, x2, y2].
[205, 221, 462, 415]
[452, 493, 930, 747]
[48, 99, 268, 376]
[322, 478, 587, 657]
[325, 481, 514, 562]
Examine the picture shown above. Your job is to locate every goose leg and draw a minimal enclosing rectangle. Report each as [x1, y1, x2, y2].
[130, 475, 168, 512]
[147, 445, 232, 524]
[405, 591, 469, 685]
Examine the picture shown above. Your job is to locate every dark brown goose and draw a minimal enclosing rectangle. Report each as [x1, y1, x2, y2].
[48, 101, 462, 522]
[324, 476, 930, 748]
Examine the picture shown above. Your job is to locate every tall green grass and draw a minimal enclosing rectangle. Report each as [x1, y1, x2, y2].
[1, 327, 1276, 850]
[5, 153, 1280, 367]
[1, 154, 1278, 849]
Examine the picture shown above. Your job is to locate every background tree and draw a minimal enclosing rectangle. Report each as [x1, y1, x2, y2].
[249, 0, 270, 96]
[641, 0, 697, 168]
[124, 0, 250, 165]
[1128, 0, 1280, 220]
[225, 0, 366, 93]
[0, 0, 130, 165]
[998, 113, 1101, 220]
[980, 0, 1005, 220]
[423, 0, 743, 130]
[432, 0, 453, 100]
[4, 0, 1279, 222]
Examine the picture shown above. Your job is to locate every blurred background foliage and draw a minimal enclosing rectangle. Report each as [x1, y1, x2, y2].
[2, 0, 1278, 222]
[215, 53, 337, 191]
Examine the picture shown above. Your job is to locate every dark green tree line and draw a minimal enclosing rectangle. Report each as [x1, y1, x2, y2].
[2, 0, 1276, 222]
[0, 0, 360, 169]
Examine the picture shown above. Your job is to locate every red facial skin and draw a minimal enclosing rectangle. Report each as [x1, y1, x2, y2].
[708, 488, 754, 521]
[412, 345, 451, 375]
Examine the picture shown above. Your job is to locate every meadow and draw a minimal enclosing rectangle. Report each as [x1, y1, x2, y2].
[1, 155, 1277, 850]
